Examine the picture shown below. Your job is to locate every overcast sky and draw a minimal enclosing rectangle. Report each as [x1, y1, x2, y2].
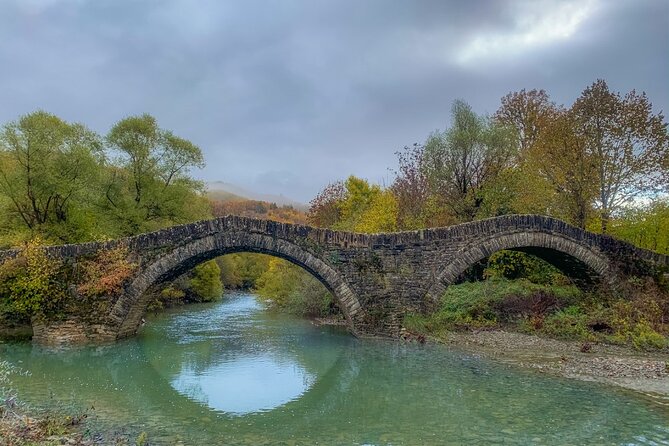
[1, 0, 667, 202]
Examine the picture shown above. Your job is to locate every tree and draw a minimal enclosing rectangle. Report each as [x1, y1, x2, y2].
[307, 181, 346, 228]
[255, 257, 333, 317]
[572, 79, 668, 232]
[356, 189, 398, 233]
[422, 100, 516, 222]
[188, 260, 223, 302]
[336, 176, 379, 231]
[495, 88, 555, 154]
[309, 176, 399, 233]
[526, 108, 598, 228]
[0, 111, 103, 243]
[104, 114, 209, 234]
[216, 253, 272, 289]
[607, 199, 669, 255]
[391, 143, 431, 229]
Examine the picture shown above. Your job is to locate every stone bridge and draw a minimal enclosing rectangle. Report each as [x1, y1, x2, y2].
[2, 214, 668, 345]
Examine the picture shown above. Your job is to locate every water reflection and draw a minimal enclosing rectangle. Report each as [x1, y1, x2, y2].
[145, 292, 339, 415]
[171, 355, 315, 414]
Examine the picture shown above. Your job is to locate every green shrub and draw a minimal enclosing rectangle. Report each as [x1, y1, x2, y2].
[255, 258, 335, 317]
[147, 285, 187, 311]
[216, 253, 272, 289]
[484, 250, 566, 285]
[631, 321, 667, 350]
[188, 260, 223, 302]
[407, 278, 581, 333]
[404, 276, 669, 350]
[0, 239, 68, 321]
[541, 306, 595, 341]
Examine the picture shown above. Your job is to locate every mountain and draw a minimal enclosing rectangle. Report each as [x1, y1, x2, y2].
[206, 181, 307, 210]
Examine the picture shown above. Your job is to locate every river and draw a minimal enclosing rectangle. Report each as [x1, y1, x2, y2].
[1, 292, 667, 445]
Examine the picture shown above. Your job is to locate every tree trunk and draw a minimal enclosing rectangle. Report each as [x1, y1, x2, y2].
[600, 210, 609, 234]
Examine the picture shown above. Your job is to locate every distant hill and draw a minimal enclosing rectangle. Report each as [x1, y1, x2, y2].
[206, 188, 247, 203]
[210, 199, 307, 225]
[206, 181, 308, 225]
[206, 181, 307, 210]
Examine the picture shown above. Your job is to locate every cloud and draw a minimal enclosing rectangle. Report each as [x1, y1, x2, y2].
[0, 0, 666, 202]
[456, 0, 598, 65]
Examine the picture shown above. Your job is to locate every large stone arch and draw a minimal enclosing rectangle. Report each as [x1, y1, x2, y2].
[424, 231, 616, 304]
[109, 231, 363, 339]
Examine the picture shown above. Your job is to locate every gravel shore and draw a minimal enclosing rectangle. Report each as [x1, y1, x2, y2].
[433, 329, 669, 399]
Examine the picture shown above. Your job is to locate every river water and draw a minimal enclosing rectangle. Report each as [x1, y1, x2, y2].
[1, 292, 668, 445]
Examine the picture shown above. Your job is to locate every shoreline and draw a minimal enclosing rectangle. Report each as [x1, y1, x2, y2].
[421, 329, 669, 400]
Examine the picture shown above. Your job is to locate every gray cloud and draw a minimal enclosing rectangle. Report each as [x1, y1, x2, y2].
[0, 0, 667, 202]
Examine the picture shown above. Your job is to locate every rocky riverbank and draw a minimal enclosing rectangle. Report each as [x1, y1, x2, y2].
[425, 329, 669, 399]
[0, 408, 145, 446]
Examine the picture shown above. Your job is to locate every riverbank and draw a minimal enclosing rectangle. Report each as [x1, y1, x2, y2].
[0, 409, 88, 445]
[414, 328, 669, 399]
[0, 358, 145, 446]
[0, 412, 146, 446]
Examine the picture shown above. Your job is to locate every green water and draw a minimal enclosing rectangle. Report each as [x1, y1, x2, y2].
[1, 292, 667, 445]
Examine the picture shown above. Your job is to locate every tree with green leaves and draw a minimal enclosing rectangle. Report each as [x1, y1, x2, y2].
[188, 260, 223, 302]
[103, 114, 209, 234]
[0, 111, 103, 243]
[421, 100, 516, 222]
[607, 199, 669, 255]
[309, 176, 398, 233]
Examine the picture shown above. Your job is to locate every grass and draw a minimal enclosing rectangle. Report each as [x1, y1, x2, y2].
[404, 278, 669, 351]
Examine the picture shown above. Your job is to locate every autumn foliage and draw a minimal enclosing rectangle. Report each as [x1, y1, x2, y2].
[211, 199, 307, 224]
[76, 246, 136, 297]
[309, 79, 669, 243]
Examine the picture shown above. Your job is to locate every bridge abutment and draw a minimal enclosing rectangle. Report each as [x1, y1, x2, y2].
[31, 318, 118, 346]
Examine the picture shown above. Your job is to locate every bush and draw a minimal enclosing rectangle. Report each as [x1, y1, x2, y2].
[541, 306, 595, 341]
[255, 258, 335, 317]
[0, 239, 68, 320]
[631, 321, 668, 350]
[146, 286, 187, 312]
[404, 275, 669, 351]
[76, 246, 136, 297]
[216, 253, 271, 289]
[484, 250, 566, 285]
[409, 278, 581, 332]
[188, 260, 223, 302]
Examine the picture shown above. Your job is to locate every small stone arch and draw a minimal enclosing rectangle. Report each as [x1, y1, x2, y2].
[109, 231, 363, 339]
[424, 231, 616, 304]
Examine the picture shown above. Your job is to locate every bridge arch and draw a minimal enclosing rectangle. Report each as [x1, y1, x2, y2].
[424, 230, 616, 303]
[109, 231, 363, 339]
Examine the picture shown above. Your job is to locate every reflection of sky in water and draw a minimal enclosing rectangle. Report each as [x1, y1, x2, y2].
[171, 355, 314, 415]
[6, 291, 668, 445]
